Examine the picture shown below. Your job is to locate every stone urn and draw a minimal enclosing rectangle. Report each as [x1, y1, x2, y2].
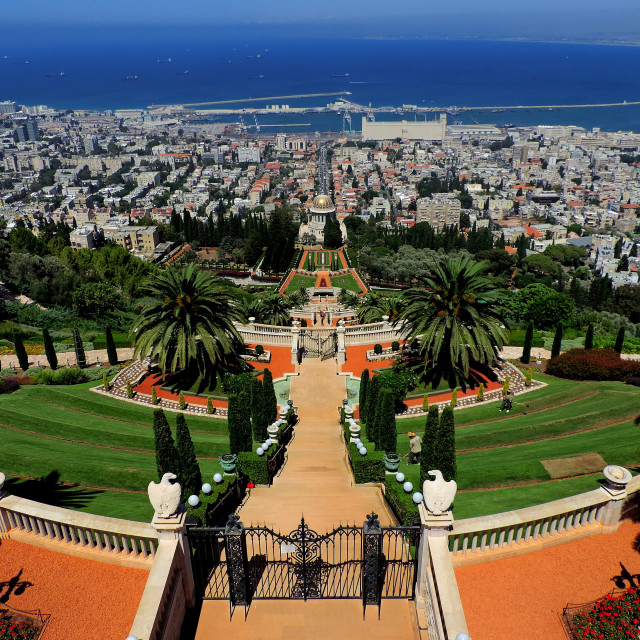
[220, 454, 238, 474]
[348, 422, 361, 442]
[279, 406, 289, 420]
[383, 453, 401, 473]
[267, 424, 279, 444]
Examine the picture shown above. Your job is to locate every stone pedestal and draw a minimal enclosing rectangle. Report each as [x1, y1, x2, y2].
[336, 324, 346, 364]
[291, 324, 300, 364]
[152, 507, 195, 608]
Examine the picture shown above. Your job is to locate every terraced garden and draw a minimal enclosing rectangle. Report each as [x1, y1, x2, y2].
[393, 374, 640, 518]
[0, 381, 229, 522]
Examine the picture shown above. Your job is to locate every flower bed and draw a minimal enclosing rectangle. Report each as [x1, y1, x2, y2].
[546, 348, 640, 381]
[0, 605, 47, 640]
[565, 588, 640, 639]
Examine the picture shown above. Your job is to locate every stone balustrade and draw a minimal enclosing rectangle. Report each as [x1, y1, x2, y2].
[0, 493, 158, 562]
[450, 473, 640, 559]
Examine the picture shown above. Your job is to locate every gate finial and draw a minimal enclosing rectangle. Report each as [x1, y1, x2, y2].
[364, 512, 381, 533]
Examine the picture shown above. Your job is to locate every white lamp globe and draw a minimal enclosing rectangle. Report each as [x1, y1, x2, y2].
[213, 473, 223, 484]
[403, 481, 413, 493]
[202, 483, 212, 494]
[412, 492, 424, 505]
[265, 438, 272, 447]
[359, 447, 367, 456]
[126, 636, 141, 640]
[187, 495, 199, 507]
[256, 447, 264, 456]
[455, 634, 471, 640]
[396, 472, 405, 483]
[354, 438, 361, 446]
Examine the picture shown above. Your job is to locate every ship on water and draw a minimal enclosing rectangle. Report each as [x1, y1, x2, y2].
[124, 75, 138, 81]
[330, 73, 350, 77]
[46, 72, 65, 77]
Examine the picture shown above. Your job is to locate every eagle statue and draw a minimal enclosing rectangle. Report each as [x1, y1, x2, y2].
[423, 470, 457, 515]
[148, 472, 181, 518]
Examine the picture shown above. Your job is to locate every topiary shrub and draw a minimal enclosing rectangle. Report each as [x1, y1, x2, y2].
[255, 344, 265, 356]
[207, 397, 215, 414]
[151, 385, 158, 404]
[126, 381, 134, 398]
[391, 341, 400, 352]
[384, 476, 419, 526]
[0, 377, 20, 394]
[546, 348, 640, 381]
[422, 393, 429, 412]
[103, 371, 110, 391]
[373, 343, 383, 355]
[524, 368, 532, 387]
[178, 391, 186, 410]
[476, 383, 484, 402]
[34, 367, 89, 385]
[450, 389, 458, 407]
[347, 443, 385, 483]
[237, 451, 269, 485]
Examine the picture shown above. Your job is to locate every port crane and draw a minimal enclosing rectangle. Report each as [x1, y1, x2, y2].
[253, 114, 260, 133]
[342, 109, 353, 134]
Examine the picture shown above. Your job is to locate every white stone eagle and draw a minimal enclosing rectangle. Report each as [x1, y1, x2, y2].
[148, 472, 181, 518]
[423, 470, 457, 515]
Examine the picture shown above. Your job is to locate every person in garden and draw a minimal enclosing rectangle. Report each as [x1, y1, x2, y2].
[500, 389, 514, 412]
[408, 432, 422, 464]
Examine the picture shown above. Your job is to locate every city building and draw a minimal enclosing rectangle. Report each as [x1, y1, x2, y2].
[361, 114, 447, 142]
[416, 194, 461, 230]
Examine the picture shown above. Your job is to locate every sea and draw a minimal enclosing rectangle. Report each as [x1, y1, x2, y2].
[2, 24, 640, 133]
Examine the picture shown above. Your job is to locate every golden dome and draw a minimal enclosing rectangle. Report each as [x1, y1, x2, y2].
[310, 194, 335, 212]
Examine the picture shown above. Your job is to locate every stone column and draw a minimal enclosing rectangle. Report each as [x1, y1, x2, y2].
[291, 322, 300, 365]
[336, 322, 346, 364]
[152, 507, 195, 608]
[599, 465, 632, 527]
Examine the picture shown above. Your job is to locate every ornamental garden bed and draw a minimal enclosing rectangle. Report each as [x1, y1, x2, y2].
[0, 604, 49, 640]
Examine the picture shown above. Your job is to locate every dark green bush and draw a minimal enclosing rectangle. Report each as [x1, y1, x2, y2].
[384, 476, 419, 526]
[0, 377, 20, 394]
[373, 343, 383, 355]
[187, 476, 236, 525]
[391, 341, 400, 352]
[255, 344, 265, 356]
[237, 451, 269, 485]
[34, 367, 89, 385]
[347, 443, 385, 483]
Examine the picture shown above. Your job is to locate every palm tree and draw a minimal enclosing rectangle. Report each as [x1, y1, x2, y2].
[395, 254, 508, 389]
[258, 294, 293, 326]
[288, 288, 310, 308]
[132, 265, 244, 376]
[356, 292, 403, 324]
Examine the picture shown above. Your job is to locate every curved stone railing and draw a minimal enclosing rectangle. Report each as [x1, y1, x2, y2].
[0, 493, 158, 561]
[449, 474, 640, 559]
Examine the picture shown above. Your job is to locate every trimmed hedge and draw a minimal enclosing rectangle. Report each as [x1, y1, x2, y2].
[384, 476, 419, 526]
[186, 475, 236, 525]
[347, 442, 385, 483]
[33, 367, 89, 385]
[237, 451, 269, 485]
[546, 348, 640, 381]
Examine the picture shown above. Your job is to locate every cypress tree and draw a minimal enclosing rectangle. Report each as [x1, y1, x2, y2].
[262, 368, 277, 424]
[73, 328, 86, 368]
[435, 406, 456, 483]
[551, 322, 563, 358]
[175, 413, 202, 501]
[152, 409, 180, 481]
[228, 392, 253, 454]
[43, 328, 57, 370]
[420, 406, 439, 487]
[376, 387, 397, 453]
[251, 376, 268, 442]
[13, 332, 28, 371]
[614, 326, 626, 354]
[359, 368, 369, 422]
[584, 323, 594, 350]
[365, 375, 380, 440]
[105, 327, 118, 365]
[521, 321, 534, 364]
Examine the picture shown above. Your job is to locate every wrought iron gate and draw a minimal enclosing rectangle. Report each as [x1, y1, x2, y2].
[299, 331, 337, 360]
[187, 513, 420, 614]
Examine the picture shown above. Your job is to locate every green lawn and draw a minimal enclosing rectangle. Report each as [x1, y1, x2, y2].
[284, 274, 316, 294]
[330, 273, 363, 293]
[386, 374, 640, 518]
[0, 382, 230, 521]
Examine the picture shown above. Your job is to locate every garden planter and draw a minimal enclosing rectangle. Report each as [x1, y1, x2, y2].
[348, 423, 361, 442]
[267, 424, 279, 444]
[383, 453, 401, 473]
[220, 454, 238, 474]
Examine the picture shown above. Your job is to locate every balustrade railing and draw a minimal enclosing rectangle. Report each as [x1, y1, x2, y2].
[0, 494, 158, 560]
[450, 475, 640, 558]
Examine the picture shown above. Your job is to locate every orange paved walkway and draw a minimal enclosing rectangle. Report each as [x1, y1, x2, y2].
[1, 539, 148, 640]
[455, 520, 640, 640]
[238, 358, 395, 532]
[196, 358, 416, 640]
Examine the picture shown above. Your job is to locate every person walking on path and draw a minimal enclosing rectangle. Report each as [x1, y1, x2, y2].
[408, 432, 422, 465]
[500, 389, 515, 412]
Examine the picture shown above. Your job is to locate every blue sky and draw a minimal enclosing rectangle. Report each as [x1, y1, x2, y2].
[5, 0, 640, 28]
